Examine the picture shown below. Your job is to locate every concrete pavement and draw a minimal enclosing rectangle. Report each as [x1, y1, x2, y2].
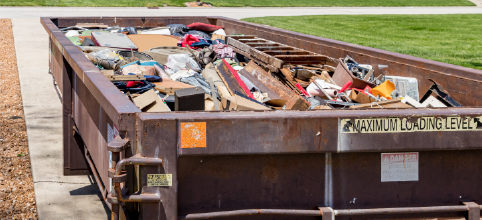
[1, 6, 482, 19]
[12, 18, 109, 219]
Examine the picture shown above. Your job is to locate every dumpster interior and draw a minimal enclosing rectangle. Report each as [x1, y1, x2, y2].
[62, 22, 464, 112]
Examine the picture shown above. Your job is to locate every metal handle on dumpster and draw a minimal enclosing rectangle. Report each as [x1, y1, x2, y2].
[180, 202, 481, 219]
[112, 154, 163, 203]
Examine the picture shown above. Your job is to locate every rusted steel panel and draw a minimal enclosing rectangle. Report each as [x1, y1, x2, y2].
[136, 116, 178, 220]
[72, 71, 113, 192]
[50, 37, 63, 92]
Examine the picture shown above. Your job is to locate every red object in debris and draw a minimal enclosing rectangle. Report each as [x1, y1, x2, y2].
[126, 81, 144, 88]
[222, 59, 255, 100]
[295, 83, 310, 97]
[181, 34, 200, 48]
[187, 23, 223, 32]
[339, 81, 353, 94]
[363, 85, 372, 94]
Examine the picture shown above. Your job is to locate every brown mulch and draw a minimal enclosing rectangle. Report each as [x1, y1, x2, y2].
[0, 19, 38, 219]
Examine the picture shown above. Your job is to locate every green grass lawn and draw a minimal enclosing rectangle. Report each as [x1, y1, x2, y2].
[243, 14, 482, 70]
[0, 0, 475, 7]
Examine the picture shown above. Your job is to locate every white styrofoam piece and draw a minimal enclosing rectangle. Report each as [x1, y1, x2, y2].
[140, 29, 171, 35]
[422, 96, 446, 107]
[401, 96, 425, 108]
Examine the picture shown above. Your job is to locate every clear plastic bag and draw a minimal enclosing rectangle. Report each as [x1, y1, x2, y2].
[90, 49, 120, 62]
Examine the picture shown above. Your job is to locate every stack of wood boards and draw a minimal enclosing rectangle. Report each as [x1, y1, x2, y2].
[227, 35, 331, 73]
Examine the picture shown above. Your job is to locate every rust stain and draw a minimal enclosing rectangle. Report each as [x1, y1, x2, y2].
[180, 122, 207, 148]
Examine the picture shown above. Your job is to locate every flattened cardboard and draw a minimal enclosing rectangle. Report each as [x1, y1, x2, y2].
[212, 34, 226, 41]
[133, 89, 171, 112]
[222, 95, 270, 111]
[128, 35, 178, 53]
[153, 79, 195, 95]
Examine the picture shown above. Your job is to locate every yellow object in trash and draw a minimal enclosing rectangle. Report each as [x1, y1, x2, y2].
[371, 80, 395, 99]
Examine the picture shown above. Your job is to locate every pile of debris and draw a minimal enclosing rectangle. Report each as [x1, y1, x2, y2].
[63, 22, 462, 112]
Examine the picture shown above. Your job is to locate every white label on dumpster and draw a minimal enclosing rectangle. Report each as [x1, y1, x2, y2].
[341, 116, 482, 133]
[381, 152, 418, 182]
[147, 174, 172, 186]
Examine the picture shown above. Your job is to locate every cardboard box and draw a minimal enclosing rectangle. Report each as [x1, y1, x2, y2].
[222, 95, 271, 111]
[349, 89, 377, 104]
[127, 34, 178, 52]
[133, 89, 171, 112]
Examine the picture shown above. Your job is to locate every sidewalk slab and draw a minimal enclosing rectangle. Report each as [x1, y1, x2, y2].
[12, 18, 109, 220]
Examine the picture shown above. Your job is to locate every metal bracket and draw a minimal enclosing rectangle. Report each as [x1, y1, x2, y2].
[318, 207, 334, 220]
[461, 201, 480, 220]
[107, 136, 130, 152]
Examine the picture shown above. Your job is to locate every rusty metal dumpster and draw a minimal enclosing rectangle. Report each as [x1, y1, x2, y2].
[41, 16, 482, 220]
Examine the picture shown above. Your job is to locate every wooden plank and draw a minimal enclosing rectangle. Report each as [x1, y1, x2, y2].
[238, 69, 281, 100]
[107, 75, 145, 81]
[264, 50, 311, 56]
[215, 61, 246, 96]
[244, 61, 307, 109]
[349, 99, 413, 109]
[279, 68, 301, 94]
[255, 46, 294, 51]
[76, 23, 108, 28]
[291, 98, 310, 110]
[246, 43, 280, 47]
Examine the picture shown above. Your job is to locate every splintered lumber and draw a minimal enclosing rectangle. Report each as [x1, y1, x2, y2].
[243, 61, 308, 109]
[222, 59, 254, 99]
[215, 60, 246, 97]
[238, 69, 281, 100]
[227, 36, 331, 73]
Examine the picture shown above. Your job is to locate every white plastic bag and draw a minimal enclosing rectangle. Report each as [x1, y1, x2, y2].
[212, 29, 226, 36]
[164, 54, 201, 75]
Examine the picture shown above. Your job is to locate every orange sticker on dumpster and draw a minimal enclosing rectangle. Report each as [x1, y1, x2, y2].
[180, 122, 206, 148]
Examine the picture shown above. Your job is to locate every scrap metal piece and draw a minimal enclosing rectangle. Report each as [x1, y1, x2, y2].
[420, 78, 462, 107]
[107, 136, 130, 152]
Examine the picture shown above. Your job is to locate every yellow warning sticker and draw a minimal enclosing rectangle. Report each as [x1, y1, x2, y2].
[147, 174, 172, 186]
[341, 116, 482, 133]
[180, 122, 206, 148]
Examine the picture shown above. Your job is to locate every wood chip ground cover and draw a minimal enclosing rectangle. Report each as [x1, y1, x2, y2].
[0, 19, 38, 219]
